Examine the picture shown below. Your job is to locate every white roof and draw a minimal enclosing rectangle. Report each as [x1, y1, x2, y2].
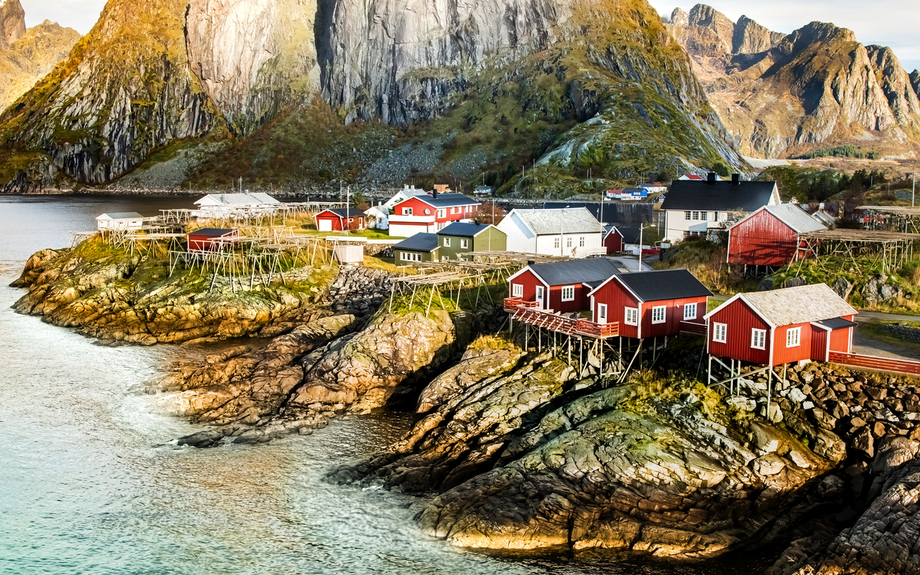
[97, 212, 143, 220]
[508, 208, 604, 235]
[194, 193, 279, 207]
[763, 204, 826, 234]
[708, 283, 856, 327]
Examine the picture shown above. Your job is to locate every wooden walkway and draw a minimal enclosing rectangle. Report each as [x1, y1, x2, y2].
[504, 298, 619, 339]
[829, 352, 920, 376]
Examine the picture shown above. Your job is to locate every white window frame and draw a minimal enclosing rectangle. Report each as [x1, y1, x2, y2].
[685, 211, 691, 220]
[700, 211, 708, 221]
[579, 236, 585, 247]
[443, 237, 451, 247]
[460, 238, 468, 249]
[561, 286, 575, 302]
[554, 237, 560, 249]
[598, 303, 608, 323]
[404, 207, 413, 215]
[625, 307, 639, 326]
[751, 328, 766, 350]
[786, 327, 801, 348]
[713, 322, 727, 343]
[651, 305, 666, 324]
[683, 303, 697, 320]
[566, 236, 573, 248]
[512, 284, 523, 297]
[692, 211, 700, 220]
[437, 209, 445, 218]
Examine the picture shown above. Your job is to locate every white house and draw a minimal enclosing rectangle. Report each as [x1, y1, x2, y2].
[96, 212, 145, 231]
[194, 193, 280, 218]
[365, 205, 389, 230]
[496, 208, 605, 258]
[659, 174, 780, 242]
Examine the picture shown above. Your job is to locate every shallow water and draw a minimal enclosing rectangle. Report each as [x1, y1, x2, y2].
[0, 195, 773, 574]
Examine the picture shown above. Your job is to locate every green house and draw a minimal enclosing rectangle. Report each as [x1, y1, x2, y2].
[393, 233, 439, 266]
[436, 222, 507, 260]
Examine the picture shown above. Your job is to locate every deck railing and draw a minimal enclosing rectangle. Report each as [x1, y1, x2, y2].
[679, 320, 708, 335]
[504, 299, 618, 338]
[828, 352, 920, 376]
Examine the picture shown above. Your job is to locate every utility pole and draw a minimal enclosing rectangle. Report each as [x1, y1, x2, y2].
[912, 173, 916, 208]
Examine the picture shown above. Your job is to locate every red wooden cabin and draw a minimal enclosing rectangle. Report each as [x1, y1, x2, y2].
[507, 258, 621, 313]
[187, 228, 239, 252]
[706, 283, 857, 366]
[603, 226, 625, 254]
[727, 204, 825, 268]
[388, 193, 480, 237]
[315, 208, 366, 232]
[587, 270, 711, 338]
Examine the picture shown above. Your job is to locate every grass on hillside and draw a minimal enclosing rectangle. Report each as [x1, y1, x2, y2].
[654, 239, 758, 294]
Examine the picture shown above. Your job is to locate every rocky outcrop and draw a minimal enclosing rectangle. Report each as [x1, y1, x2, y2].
[667, 4, 920, 158]
[911, 70, 920, 101]
[0, 19, 81, 114]
[0, 0, 25, 49]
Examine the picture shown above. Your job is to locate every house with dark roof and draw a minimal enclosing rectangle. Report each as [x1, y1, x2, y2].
[727, 204, 826, 269]
[660, 174, 780, 242]
[705, 283, 857, 366]
[587, 270, 712, 338]
[436, 222, 506, 260]
[603, 226, 625, 254]
[314, 208, 367, 232]
[507, 258, 621, 313]
[187, 228, 239, 252]
[393, 233, 439, 265]
[497, 208, 605, 258]
[388, 193, 480, 238]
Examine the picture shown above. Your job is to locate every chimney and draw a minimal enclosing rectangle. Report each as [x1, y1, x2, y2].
[527, 260, 535, 266]
[707, 172, 716, 184]
[731, 173, 740, 186]
[433, 188, 438, 199]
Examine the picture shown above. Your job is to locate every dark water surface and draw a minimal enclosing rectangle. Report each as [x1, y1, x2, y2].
[0, 195, 771, 574]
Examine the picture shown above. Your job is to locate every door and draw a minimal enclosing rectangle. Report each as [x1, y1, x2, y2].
[597, 303, 608, 324]
[318, 219, 333, 232]
[536, 286, 545, 309]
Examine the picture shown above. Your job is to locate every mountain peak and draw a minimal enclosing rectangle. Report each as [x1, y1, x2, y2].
[0, 0, 25, 48]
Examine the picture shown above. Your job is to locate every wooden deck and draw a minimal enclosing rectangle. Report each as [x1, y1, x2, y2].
[504, 297, 619, 339]
[829, 352, 920, 376]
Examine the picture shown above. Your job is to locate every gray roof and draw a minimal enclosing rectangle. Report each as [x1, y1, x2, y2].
[512, 208, 605, 235]
[393, 233, 439, 252]
[761, 204, 826, 234]
[729, 283, 857, 326]
[615, 269, 712, 301]
[438, 222, 497, 237]
[661, 180, 777, 212]
[98, 212, 143, 219]
[528, 258, 621, 286]
[417, 193, 480, 208]
[195, 193, 280, 206]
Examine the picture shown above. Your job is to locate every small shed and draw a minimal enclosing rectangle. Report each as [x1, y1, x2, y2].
[187, 228, 239, 252]
[333, 245, 364, 264]
[315, 208, 367, 232]
[603, 226, 625, 254]
[436, 222, 506, 260]
[705, 283, 857, 366]
[587, 269, 712, 338]
[727, 204, 825, 269]
[507, 258, 621, 313]
[96, 212, 144, 231]
[393, 233, 439, 265]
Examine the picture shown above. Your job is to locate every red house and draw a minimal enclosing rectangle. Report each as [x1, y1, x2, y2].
[388, 193, 480, 238]
[727, 204, 825, 269]
[603, 226, 625, 254]
[187, 228, 239, 252]
[315, 208, 367, 232]
[587, 270, 712, 338]
[706, 283, 857, 366]
[507, 258, 621, 313]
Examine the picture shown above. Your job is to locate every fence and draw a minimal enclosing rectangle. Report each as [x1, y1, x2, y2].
[828, 352, 920, 376]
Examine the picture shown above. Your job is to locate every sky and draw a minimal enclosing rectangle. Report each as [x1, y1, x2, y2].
[18, 0, 920, 72]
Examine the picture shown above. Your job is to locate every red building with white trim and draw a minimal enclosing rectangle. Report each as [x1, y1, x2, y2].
[315, 208, 367, 232]
[187, 228, 239, 252]
[507, 258, 621, 313]
[587, 270, 711, 338]
[388, 193, 480, 238]
[603, 226, 625, 254]
[727, 204, 825, 269]
[705, 283, 856, 366]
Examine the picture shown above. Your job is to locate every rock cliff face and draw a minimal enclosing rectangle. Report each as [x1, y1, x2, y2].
[667, 4, 920, 158]
[0, 0, 25, 49]
[0, 19, 81, 113]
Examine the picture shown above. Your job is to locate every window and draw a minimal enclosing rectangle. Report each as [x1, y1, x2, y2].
[713, 212, 719, 221]
[700, 212, 708, 221]
[683, 303, 697, 320]
[713, 322, 727, 343]
[786, 327, 801, 348]
[561, 286, 575, 302]
[443, 237, 451, 247]
[598, 303, 607, 323]
[752, 328, 766, 350]
[460, 239, 468, 249]
[625, 307, 639, 326]
[651, 305, 666, 324]
[404, 207, 413, 215]
[685, 211, 692, 220]
[401, 252, 421, 262]
[692, 211, 700, 220]
[554, 237, 560, 249]
[566, 236, 573, 248]
[425, 209, 431, 215]
[438, 209, 445, 218]
[579, 236, 585, 247]
[453, 207, 459, 214]
[512, 284, 523, 297]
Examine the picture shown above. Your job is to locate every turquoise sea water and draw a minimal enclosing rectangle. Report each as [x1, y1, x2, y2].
[0, 195, 771, 575]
